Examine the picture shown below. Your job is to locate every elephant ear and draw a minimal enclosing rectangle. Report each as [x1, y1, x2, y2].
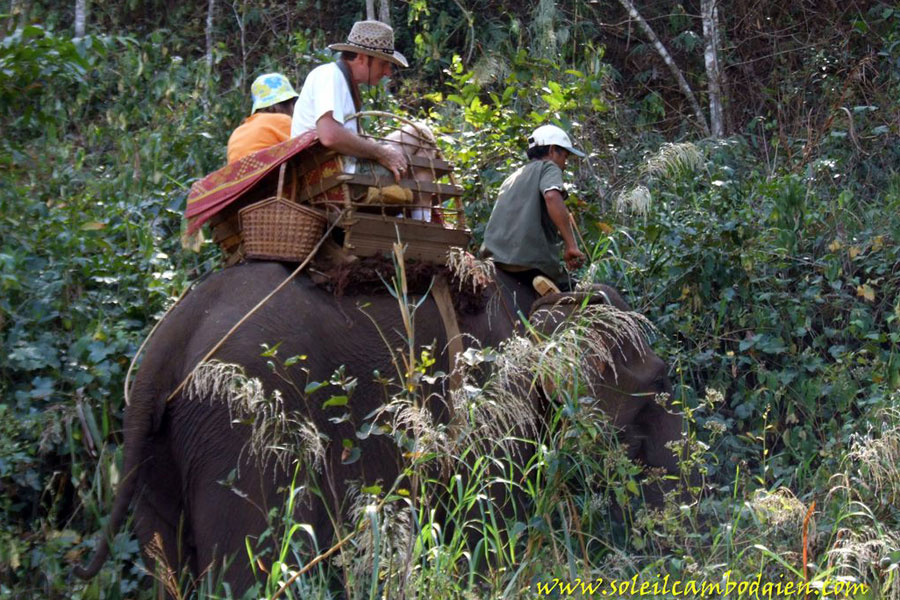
[527, 283, 625, 333]
[527, 284, 654, 389]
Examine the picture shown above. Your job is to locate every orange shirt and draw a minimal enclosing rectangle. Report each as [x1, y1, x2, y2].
[226, 113, 292, 164]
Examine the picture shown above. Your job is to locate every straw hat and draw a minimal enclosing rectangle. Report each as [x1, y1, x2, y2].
[250, 73, 298, 113]
[328, 20, 408, 68]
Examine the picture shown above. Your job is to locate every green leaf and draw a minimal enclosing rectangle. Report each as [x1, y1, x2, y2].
[322, 395, 349, 409]
[260, 341, 282, 357]
[304, 381, 327, 394]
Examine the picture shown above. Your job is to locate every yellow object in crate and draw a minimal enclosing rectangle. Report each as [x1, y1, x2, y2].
[238, 197, 326, 263]
[364, 184, 414, 204]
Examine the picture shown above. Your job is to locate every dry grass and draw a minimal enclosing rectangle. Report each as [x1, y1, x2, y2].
[344, 491, 414, 591]
[528, 301, 654, 386]
[368, 392, 452, 462]
[616, 184, 652, 216]
[444, 301, 654, 459]
[446, 247, 495, 294]
[823, 406, 900, 599]
[641, 142, 705, 178]
[827, 526, 900, 600]
[616, 142, 705, 215]
[144, 532, 183, 600]
[187, 360, 325, 475]
[748, 487, 809, 539]
[843, 408, 900, 508]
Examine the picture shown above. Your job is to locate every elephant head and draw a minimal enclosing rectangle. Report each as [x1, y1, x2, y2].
[526, 284, 681, 474]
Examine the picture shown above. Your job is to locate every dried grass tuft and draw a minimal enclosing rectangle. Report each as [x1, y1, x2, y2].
[641, 142, 705, 178]
[748, 487, 808, 534]
[144, 532, 182, 600]
[447, 301, 653, 457]
[824, 407, 900, 599]
[368, 392, 452, 463]
[446, 247, 495, 294]
[187, 360, 325, 475]
[616, 184, 652, 216]
[827, 526, 900, 600]
[345, 491, 413, 588]
[529, 302, 655, 386]
[844, 408, 900, 507]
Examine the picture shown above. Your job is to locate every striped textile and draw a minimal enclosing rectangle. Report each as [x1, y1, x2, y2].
[185, 131, 319, 234]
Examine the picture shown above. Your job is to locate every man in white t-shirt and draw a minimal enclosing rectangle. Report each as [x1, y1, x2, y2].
[291, 20, 407, 181]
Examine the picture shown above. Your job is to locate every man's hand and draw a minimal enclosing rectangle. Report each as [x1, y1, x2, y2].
[564, 245, 586, 270]
[316, 113, 406, 182]
[374, 144, 406, 183]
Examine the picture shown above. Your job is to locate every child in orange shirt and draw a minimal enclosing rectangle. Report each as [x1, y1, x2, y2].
[226, 73, 299, 164]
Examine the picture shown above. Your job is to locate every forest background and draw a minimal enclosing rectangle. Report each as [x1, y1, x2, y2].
[1, 0, 899, 598]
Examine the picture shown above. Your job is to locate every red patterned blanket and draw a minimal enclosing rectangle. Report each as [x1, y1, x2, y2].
[185, 131, 319, 234]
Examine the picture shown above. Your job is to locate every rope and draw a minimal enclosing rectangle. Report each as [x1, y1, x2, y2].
[163, 209, 348, 404]
[346, 110, 430, 141]
[123, 284, 194, 406]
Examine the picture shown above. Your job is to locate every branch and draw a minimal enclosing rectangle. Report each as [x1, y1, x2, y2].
[616, 0, 710, 137]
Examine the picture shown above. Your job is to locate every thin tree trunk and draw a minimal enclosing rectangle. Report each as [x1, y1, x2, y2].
[616, 0, 710, 137]
[9, 0, 29, 32]
[205, 0, 216, 72]
[702, 0, 725, 137]
[365, 0, 375, 21]
[231, 1, 247, 92]
[74, 0, 87, 37]
[378, 0, 391, 26]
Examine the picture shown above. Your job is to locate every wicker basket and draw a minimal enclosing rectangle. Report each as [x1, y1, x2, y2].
[238, 197, 326, 262]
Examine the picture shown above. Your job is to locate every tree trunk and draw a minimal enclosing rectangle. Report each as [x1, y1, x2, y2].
[205, 0, 216, 72]
[366, 0, 375, 21]
[74, 0, 87, 38]
[231, 1, 247, 92]
[9, 0, 27, 32]
[378, 0, 391, 27]
[616, 0, 710, 137]
[702, 0, 725, 137]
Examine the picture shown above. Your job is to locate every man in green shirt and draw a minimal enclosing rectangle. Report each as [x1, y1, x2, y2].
[481, 124, 586, 292]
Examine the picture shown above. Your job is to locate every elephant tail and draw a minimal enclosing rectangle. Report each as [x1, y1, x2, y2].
[73, 460, 141, 579]
[74, 389, 156, 579]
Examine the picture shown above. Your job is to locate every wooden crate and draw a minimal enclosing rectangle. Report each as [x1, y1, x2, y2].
[340, 211, 471, 264]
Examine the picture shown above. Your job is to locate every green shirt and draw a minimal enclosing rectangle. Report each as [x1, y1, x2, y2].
[481, 160, 567, 282]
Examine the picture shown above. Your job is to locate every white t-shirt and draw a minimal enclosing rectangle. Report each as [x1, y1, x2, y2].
[291, 62, 360, 172]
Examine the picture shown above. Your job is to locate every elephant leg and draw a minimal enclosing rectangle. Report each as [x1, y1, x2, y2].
[188, 474, 270, 596]
[131, 437, 193, 596]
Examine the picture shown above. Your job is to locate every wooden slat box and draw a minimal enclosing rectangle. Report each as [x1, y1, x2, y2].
[340, 211, 471, 264]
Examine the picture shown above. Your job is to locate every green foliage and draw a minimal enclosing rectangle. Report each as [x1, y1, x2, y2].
[2, 1, 900, 598]
[413, 49, 615, 241]
[0, 22, 242, 597]
[604, 148, 900, 491]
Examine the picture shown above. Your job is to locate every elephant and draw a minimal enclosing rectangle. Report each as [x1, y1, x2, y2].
[74, 260, 682, 595]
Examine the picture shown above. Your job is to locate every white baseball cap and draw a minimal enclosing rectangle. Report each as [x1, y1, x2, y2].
[528, 124, 585, 157]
